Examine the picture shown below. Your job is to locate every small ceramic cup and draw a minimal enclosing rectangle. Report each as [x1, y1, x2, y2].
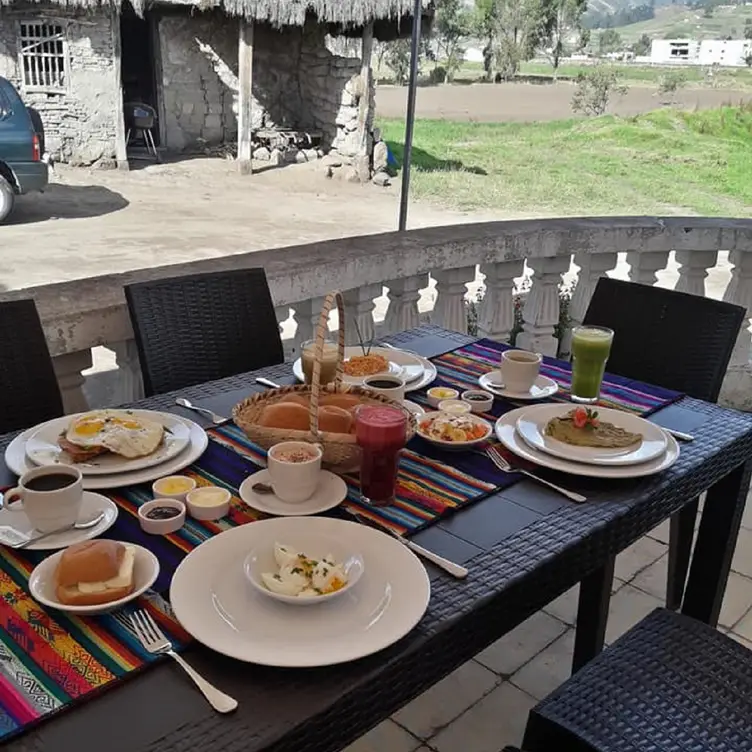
[4, 465, 83, 533]
[152, 475, 196, 503]
[427, 387, 459, 408]
[461, 390, 494, 414]
[363, 374, 406, 402]
[138, 499, 186, 535]
[185, 487, 231, 521]
[267, 441, 323, 504]
[438, 399, 473, 416]
[500, 350, 542, 394]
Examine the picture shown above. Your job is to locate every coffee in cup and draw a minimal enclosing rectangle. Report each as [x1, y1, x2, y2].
[267, 441, 323, 503]
[363, 374, 406, 402]
[500, 349, 542, 394]
[3, 465, 84, 532]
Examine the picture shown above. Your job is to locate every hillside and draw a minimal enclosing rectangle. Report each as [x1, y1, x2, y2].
[613, 4, 752, 43]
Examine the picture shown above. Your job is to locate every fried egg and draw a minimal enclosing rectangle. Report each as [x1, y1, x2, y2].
[65, 410, 164, 459]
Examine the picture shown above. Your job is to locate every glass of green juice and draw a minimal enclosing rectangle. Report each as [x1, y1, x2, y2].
[570, 326, 614, 404]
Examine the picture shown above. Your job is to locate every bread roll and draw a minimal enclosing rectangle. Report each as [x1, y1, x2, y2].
[259, 402, 309, 431]
[56, 540, 136, 606]
[318, 405, 352, 434]
[319, 394, 362, 412]
[277, 394, 310, 408]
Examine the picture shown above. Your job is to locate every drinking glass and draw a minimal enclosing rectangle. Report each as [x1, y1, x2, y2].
[355, 405, 407, 507]
[301, 337, 339, 386]
[570, 326, 614, 403]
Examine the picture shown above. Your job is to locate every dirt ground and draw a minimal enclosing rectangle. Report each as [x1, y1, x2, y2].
[2, 158, 515, 292]
[375, 81, 752, 122]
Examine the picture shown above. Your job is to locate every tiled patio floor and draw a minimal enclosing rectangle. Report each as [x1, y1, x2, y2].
[343, 492, 752, 752]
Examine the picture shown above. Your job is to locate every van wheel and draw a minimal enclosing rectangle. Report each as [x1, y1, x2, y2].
[0, 177, 14, 223]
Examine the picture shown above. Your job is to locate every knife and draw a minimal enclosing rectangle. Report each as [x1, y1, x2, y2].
[342, 508, 469, 579]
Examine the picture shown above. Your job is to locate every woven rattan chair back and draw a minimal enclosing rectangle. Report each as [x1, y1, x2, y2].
[0, 299, 63, 433]
[125, 269, 284, 396]
[583, 278, 745, 402]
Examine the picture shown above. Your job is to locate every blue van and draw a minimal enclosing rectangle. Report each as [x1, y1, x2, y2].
[0, 76, 48, 223]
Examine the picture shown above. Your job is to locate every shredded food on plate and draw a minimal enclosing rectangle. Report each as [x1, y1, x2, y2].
[420, 414, 488, 442]
[343, 354, 390, 377]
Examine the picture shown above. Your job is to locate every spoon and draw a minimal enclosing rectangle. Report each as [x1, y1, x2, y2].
[255, 378, 281, 389]
[251, 482, 275, 495]
[175, 398, 228, 424]
[13, 512, 106, 549]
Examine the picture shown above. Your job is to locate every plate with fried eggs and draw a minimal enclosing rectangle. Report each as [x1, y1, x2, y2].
[24, 409, 192, 475]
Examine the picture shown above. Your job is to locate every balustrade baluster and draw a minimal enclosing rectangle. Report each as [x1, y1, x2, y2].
[112, 340, 144, 403]
[477, 260, 524, 342]
[343, 284, 382, 345]
[432, 266, 476, 334]
[384, 274, 429, 335]
[675, 250, 718, 297]
[723, 250, 752, 367]
[626, 251, 671, 286]
[517, 256, 570, 356]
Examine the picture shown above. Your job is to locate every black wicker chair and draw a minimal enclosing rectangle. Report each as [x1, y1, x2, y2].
[0, 299, 63, 433]
[125, 269, 284, 396]
[521, 609, 752, 752]
[581, 279, 746, 616]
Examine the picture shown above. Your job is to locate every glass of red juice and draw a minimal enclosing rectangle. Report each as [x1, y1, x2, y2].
[355, 405, 407, 507]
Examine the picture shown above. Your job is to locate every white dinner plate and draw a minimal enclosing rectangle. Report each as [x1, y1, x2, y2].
[293, 347, 437, 393]
[495, 407, 679, 479]
[479, 371, 559, 401]
[29, 543, 160, 614]
[0, 492, 118, 550]
[25, 410, 192, 476]
[294, 346, 404, 385]
[515, 404, 669, 466]
[5, 415, 208, 490]
[238, 469, 348, 516]
[170, 516, 431, 667]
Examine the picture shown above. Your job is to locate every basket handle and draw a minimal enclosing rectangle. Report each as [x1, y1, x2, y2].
[308, 291, 346, 437]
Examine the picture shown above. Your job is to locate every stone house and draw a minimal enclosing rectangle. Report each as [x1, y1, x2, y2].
[0, 0, 422, 174]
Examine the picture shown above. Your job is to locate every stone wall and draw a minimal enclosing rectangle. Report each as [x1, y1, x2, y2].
[157, 12, 372, 159]
[0, 6, 119, 165]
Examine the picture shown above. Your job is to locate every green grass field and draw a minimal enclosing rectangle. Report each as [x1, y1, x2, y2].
[378, 106, 752, 216]
[613, 4, 752, 43]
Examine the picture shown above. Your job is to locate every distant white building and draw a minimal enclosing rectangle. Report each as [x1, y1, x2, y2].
[650, 38, 752, 67]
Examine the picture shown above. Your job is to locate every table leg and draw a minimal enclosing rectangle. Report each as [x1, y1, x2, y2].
[666, 498, 699, 611]
[682, 459, 752, 626]
[572, 556, 615, 673]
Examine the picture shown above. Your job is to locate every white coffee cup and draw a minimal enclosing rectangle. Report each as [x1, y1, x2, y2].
[363, 374, 406, 402]
[267, 441, 323, 504]
[500, 349, 542, 394]
[3, 465, 84, 532]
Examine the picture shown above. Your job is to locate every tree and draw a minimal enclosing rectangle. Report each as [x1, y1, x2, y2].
[745, 53, 752, 67]
[384, 40, 415, 85]
[657, 70, 686, 103]
[633, 33, 652, 57]
[571, 66, 628, 116]
[433, 0, 473, 81]
[540, 0, 588, 78]
[744, 18, 752, 40]
[598, 28, 622, 55]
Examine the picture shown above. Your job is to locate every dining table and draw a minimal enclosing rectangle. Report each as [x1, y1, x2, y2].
[3, 324, 752, 752]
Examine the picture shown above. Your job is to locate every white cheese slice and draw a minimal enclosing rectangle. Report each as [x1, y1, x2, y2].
[77, 546, 135, 594]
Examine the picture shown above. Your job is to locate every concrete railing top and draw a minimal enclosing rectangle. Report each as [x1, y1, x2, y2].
[6, 215, 752, 357]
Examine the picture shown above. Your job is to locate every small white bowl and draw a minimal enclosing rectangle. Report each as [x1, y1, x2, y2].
[152, 475, 196, 502]
[417, 411, 493, 450]
[461, 390, 494, 414]
[243, 532, 365, 606]
[28, 543, 160, 615]
[138, 499, 186, 535]
[185, 486, 231, 521]
[438, 399, 473, 416]
[427, 387, 459, 408]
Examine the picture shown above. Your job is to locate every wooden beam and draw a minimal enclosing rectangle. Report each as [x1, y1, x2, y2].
[237, 19, 254, 175]
[110, 7, 128, 170]
[355, 21, 374, 182]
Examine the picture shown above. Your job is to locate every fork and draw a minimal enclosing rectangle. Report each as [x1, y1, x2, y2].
[129, 609, 238, 713]
[486, 445, 587, 504]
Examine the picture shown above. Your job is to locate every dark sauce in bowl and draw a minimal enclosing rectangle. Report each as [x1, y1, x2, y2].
[145, 506, 181, 521]
[464, 393, 491, 401]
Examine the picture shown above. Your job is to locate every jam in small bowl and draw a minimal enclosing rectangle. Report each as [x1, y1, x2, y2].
[461, 390, 494, 414]
[138, 498, 186, 535]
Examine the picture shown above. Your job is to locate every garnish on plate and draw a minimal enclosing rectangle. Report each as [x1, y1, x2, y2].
[261, 543, 348, 598]
[545, 408, 641, 449]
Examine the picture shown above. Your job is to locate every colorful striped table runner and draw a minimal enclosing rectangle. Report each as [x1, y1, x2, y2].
[0, 337, 682, 742]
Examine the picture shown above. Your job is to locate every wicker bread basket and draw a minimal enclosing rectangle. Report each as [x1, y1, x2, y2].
[233, 291, 417, 471]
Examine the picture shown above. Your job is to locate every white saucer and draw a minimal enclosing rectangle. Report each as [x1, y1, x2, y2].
[404, 400, 425, 417]
[479, 371, 559, 400]
[239, 469, 348, 516]
[0, 492, 119, 550]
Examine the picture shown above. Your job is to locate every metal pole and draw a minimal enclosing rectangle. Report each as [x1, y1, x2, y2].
[398, 0, 422, 231]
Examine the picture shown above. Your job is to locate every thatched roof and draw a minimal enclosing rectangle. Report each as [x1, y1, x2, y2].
[0, 0, 430, 37]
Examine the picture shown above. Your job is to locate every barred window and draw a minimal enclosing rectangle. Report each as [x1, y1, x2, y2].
[19, 22, 66, 91]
